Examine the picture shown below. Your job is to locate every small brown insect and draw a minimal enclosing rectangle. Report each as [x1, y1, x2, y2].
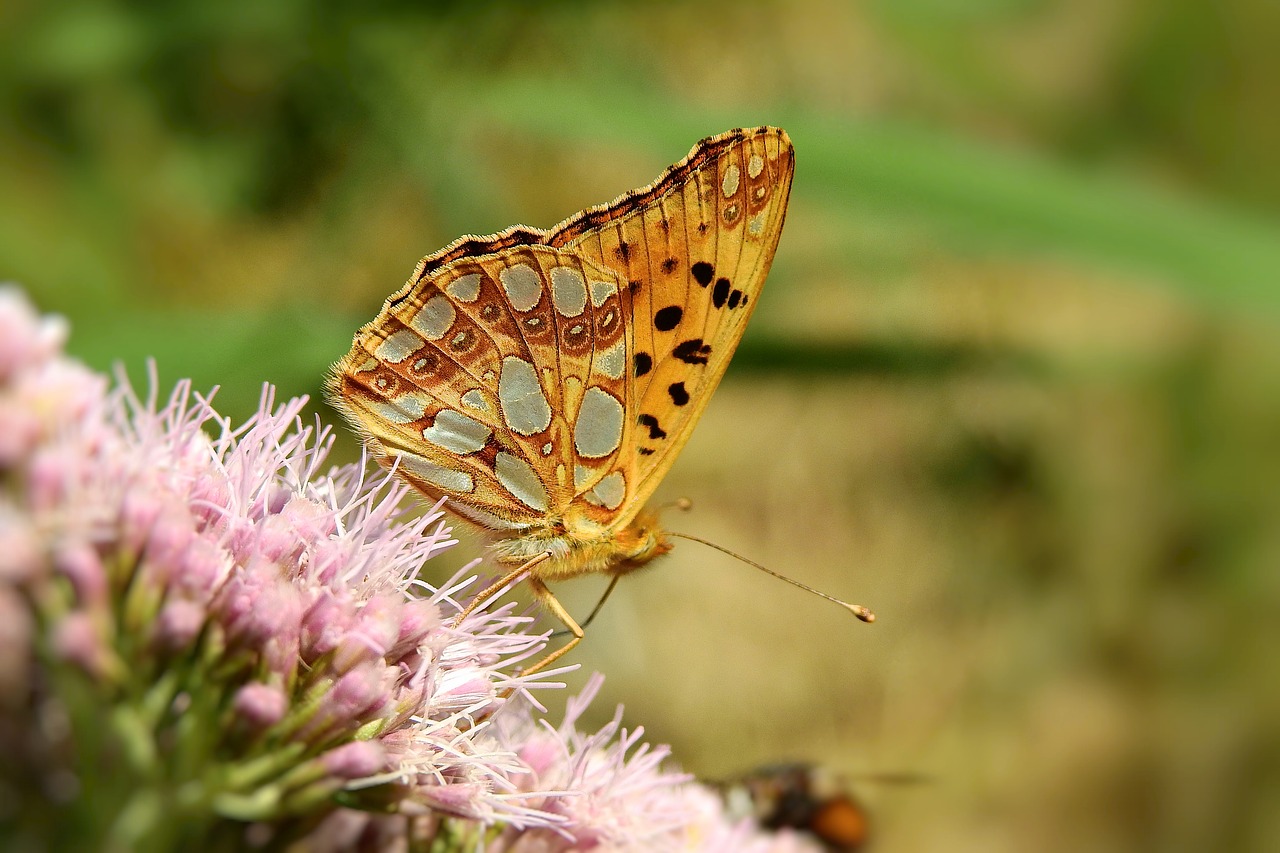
[719, 763, 870, 852]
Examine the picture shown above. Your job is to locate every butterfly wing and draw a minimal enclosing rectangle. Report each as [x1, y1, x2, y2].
[328, 244, 636, 533]
[557, 126, 795, 517]
[330, 127, 793, 537]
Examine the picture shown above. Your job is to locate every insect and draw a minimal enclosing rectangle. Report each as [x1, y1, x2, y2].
[328, 127, 872, 675]
[718, 763, 875, 852]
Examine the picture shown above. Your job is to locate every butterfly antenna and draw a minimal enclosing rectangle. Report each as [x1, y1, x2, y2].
[668, 533, 875, 622]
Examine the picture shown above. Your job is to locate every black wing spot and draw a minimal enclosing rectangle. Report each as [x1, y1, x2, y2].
[727, 289, 743, 309]
[712, 278, 731, 309]
[668, 382, 690, 406]
[654, 305, 683, 331]
[639, 448, 656, 456]
[691, 262, 714, 286]
[637, 414, 667, 440]
[629, 280, 642, 295]
[615, 241, 631, 261]
[673, 338, 711, 365]
[661, 257, 679, 274]
[634, 352, 653, 377]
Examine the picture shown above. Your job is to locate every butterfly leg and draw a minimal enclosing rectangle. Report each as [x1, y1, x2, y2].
[450, 552, 551, 629]
[518, 577, 584, 677]
[551, 574, 620, 638]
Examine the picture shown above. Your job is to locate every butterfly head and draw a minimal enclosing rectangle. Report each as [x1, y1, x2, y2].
[608, 506, 674, 576]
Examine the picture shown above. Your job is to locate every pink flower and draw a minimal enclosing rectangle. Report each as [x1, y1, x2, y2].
[234, 682, 290, 729]
[1, 285, 821, 852]
[323, 741, 390, 779]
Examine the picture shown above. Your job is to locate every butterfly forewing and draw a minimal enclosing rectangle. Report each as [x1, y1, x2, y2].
[330, 126, 793, 545]
[557, 127, 794, 515]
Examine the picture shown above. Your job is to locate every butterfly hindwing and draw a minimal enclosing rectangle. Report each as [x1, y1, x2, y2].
[329, 244, 636, 531]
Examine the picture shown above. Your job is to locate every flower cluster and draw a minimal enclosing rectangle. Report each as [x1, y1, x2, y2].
[0, 286, 819, 852]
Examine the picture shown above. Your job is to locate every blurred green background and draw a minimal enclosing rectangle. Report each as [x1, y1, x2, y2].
[5, 1, 1279, 849]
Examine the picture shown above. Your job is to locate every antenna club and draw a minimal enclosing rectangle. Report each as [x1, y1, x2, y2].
[669, 531, 874, 622]
[849, 605, 876, 623]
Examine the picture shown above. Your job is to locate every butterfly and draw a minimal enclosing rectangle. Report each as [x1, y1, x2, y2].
[328, 126, 806, 674]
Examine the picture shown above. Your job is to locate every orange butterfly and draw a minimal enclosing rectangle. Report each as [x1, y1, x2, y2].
[328, 127, 870, 675]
